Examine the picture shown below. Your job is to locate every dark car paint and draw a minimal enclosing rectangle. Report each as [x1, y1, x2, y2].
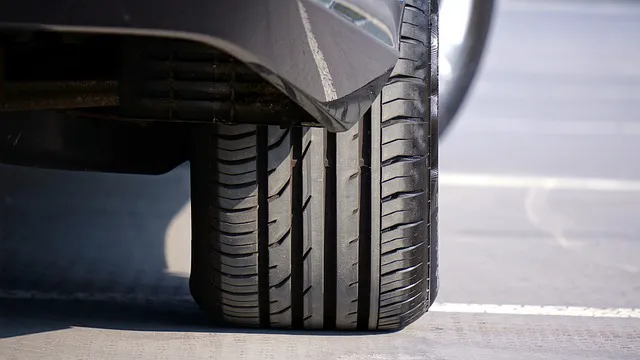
[0, 0, 404, 131]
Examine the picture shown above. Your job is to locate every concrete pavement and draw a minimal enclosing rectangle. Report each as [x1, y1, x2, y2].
[1, 1, 639, 359]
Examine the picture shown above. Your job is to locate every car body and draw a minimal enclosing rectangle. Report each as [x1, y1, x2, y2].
[0, 0, 493, 331]
[0, 0, 404, 132]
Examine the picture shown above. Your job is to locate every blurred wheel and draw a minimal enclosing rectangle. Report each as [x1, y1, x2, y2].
[439, 0, 495, 135]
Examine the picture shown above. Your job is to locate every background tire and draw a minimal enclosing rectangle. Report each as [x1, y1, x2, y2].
[439, 0, 495, 136]
[189, 0, 438, 330]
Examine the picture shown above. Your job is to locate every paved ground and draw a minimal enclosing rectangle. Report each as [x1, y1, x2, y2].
[1, 1, 640, 359]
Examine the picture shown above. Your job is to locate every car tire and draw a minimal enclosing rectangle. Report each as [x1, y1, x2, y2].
[189, 0, 438, 330]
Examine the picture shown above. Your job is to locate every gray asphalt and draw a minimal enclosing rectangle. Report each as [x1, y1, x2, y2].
[1, 1, 640, 359]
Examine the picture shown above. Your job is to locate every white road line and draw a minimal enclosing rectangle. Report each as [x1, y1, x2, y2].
[430, 303, 640, 319]
[297, 0, 338, 102]
[453, 118, 640, 136]
[1, 290, 638, 319]
[503, 0, 640, 16]
[440, 173, 640, 192]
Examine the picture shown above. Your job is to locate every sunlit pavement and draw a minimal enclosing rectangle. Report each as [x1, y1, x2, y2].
[1, 1, 640, 359]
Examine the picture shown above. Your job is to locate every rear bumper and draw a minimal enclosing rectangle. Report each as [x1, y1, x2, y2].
[0, 0, 404, 131]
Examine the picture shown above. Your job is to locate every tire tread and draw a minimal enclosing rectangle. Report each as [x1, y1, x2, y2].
[189, 0, 438, 330]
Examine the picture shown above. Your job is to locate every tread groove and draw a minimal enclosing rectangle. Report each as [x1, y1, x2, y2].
[382, 220, 424, 233]
[301, 195, 312, 213]
[382, 155, 425, 167]
[210, 247, 257, 259]
[269, 229, 291, 248]
[302, 246, 312, 261]
[270, 274, 292, 289]
[270, 305, 292, 316]
[323, 130, 337, 330]
[381, 242, 424, 257]
[212, 229, 256, 237]
[357, 112, 372, 329]
[257, 126, 270, 328]
[291, 126, 304, 328]
[267, 179, 291, 202]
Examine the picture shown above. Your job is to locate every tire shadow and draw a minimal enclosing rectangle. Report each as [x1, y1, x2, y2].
[0, 298, 382, 337]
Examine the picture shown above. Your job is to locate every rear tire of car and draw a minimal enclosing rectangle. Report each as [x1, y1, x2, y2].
[188, 0, 438, 330]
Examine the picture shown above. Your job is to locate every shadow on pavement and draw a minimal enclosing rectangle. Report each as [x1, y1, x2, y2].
[0, 298, 383, 337]
[0, 163, 379, 338]
[0, 163, 190, 338]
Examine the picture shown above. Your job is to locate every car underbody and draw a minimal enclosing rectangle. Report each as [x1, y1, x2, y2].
[0, 0, 406, 174]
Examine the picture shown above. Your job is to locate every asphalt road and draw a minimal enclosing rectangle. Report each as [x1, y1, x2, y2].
[1, 1, 640, 359]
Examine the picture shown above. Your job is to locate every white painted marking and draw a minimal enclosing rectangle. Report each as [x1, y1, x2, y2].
[503, 0, 640, 16]
[440, 173, 640, 192]
[453, 118, 640, 136]
[2, 290, 638, 320]
[297, 0, 338, 102]
[475, 83, 640, 102]
[430, 303, 640, 319]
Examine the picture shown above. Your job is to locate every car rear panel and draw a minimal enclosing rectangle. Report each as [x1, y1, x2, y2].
[0, 0, 404, 131]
